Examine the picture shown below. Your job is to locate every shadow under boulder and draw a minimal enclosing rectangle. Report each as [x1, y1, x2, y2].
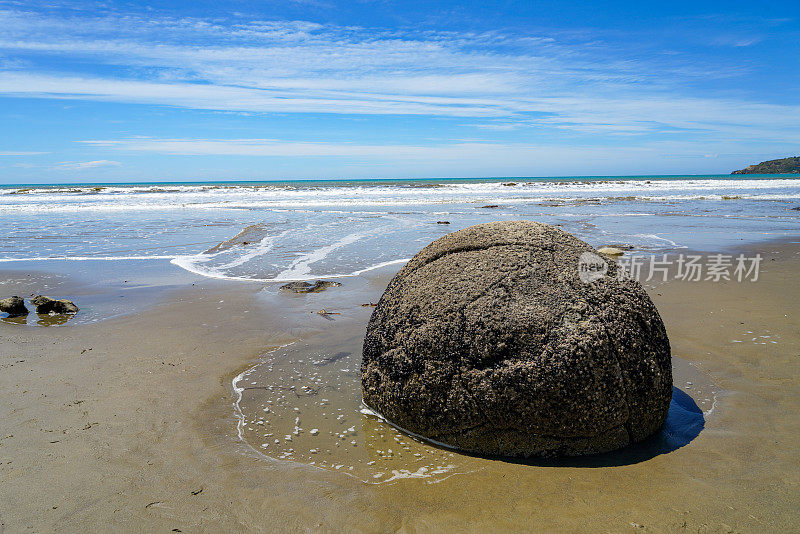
[521, 386, 705, 467]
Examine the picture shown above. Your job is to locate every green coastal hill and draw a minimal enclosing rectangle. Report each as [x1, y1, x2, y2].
[732, 156, 800, 175]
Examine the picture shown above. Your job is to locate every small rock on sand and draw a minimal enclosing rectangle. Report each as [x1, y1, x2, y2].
[280, 281, 342, 293]
[597, 246, 625, 256]
[0, 296, 28, 316]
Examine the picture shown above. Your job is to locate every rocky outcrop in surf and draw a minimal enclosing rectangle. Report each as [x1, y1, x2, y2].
[0, 296, 28, 316]
[32, 295, 79, 314]
[361, 220, 672, 457]
[204, 223, 272, 254]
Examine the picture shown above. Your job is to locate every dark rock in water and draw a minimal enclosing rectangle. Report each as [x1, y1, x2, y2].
[436, 221, 450, 225]
[281, 281, 310, 292]
[280, 280, 342, 293]
[502, 182, 517, 186]
[0, 296, 28, 316]
[204, 223, 271, 254]
[31, 295, 79, 314]
[310, 281, 341, 292]
[480, 204, 499, 209]
[791, 206, 800, 211]
[361, 220, 672, 458]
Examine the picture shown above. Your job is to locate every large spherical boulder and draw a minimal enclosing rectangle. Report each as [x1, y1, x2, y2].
[361, 221, 672, 457]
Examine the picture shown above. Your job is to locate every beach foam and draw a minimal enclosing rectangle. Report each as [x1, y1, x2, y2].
[4, 178, 800, 213]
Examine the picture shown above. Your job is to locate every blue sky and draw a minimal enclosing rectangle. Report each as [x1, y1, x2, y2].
[0, 0, 798, 183]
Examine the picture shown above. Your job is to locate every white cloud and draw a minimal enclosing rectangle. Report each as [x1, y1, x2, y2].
[83, 138, 499, 158]
[0, 8, 797, 146]
[78, 137, 664, 175]
[4, 72, 800, 144]
[56, 160, 121, 170]
[72, 136, 742, 163]
[468, 122, 520, 131]
[76, 136, 794, 177]
[0, 72, 509, 117]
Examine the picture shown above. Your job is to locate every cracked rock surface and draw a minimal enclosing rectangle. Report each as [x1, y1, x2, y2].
[361, 220, 672, 457]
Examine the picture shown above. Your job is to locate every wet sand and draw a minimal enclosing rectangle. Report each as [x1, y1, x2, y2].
[1, 244, 799, 532]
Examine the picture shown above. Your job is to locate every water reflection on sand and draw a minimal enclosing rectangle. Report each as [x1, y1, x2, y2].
[235, 331, 711, 483]
[0, 311, 77, 326]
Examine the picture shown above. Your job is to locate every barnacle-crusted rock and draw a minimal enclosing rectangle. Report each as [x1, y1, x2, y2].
[361, 221, 672, 457]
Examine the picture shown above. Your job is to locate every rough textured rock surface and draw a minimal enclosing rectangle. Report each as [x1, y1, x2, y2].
[361, 221, 672, 457]
[0, 296, 28, 316]
[32, 295, 79, 314]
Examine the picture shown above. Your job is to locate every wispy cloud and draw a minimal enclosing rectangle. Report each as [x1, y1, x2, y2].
[467, 122, 520, 131]
[82, 137, 489, 158]
[78, 137, 663, 173]
[0, 72, 510, 117]
[76, 136, 770, 163]
[56, 160, 121, 170]
[0, 8, 790, 135]
[711, 35, 763, 47]
[0, 6, 798, 158]
[4, 72, 799, 143]
[76, 136, 793, 177]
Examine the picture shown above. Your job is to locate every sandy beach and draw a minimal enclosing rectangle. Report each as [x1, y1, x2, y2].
[1, 239, 798, 532]
[3, 0, 800, 529]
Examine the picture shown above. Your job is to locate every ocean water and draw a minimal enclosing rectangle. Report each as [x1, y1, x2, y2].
[1, 176, 800, 282]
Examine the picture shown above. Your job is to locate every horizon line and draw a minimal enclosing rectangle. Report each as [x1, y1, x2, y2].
[4, 173, 798, 188]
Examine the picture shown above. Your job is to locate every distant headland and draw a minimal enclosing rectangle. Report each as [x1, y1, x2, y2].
[732, 156, 800, 175]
